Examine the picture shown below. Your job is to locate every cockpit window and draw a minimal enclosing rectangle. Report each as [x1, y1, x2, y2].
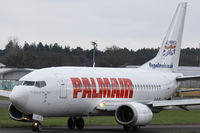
[19, 81, 46, 88]
[23, 81, 35, 86]
[16, 81, 24, 86]
[35, 82, 40, 88]
[35, 81, 46, 88]
[41, 81, 46, 88]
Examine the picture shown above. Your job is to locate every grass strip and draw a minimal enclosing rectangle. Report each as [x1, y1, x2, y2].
[1, 108, 200, 128]
[0, 96, 9, 101]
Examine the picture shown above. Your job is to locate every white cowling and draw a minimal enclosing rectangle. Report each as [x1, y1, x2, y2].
[115, 102, 153, 126]
[8, 104, 32, 122]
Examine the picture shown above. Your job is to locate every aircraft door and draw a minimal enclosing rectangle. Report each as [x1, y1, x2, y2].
[59, 79, 67, 99]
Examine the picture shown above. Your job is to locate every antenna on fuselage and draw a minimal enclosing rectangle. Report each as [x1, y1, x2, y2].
[91, 41, 98, 67]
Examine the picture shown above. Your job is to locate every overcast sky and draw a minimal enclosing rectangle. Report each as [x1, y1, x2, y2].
[0, 0, 199, 50]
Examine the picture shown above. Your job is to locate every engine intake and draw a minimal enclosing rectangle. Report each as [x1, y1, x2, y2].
[8, 104, 32, 122]
[115, 102, 153, 126]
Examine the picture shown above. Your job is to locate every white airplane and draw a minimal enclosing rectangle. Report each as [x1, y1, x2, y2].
[1, 2, 200, 132]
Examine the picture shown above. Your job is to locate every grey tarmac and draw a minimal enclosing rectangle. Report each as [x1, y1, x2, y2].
[0, 125, 200, 133]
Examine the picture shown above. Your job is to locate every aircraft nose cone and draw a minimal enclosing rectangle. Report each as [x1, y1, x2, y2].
[10, 87, 29, 108]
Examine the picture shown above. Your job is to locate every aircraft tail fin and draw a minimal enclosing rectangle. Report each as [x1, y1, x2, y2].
[140, 2, 187, 72]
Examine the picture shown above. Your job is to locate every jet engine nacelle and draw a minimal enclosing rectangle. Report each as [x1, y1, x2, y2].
[115, 102, 153, 126]
[8, 104, 32, 122]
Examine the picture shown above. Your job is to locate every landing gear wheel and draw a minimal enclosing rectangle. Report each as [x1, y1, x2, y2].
[68, 117, 75, 129]
[123, 125, 132, 131]
[123, 125, 140, 132]
[75, 117, 84, 129]
[133, 126, 140, 131]
[32, 122, 42, 132]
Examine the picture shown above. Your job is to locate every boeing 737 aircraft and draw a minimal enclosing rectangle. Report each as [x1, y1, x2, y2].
[1, 2, 200, 132]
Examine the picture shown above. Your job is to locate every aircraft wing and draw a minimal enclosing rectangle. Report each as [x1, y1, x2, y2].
[176, 75, 200, 93]
[176, 75, 200, 81]
[96, 99, 200, 111]
[149, 99, 200, 107]
[0, 90, 11, 98]
[176, 88, 200, 93]
[96, 100, 126, 111]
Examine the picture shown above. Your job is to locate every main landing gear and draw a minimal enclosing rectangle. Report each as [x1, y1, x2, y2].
[123, 125, 140, 132]
[32, 121, 42, 132]
[68, 117, 85, 130]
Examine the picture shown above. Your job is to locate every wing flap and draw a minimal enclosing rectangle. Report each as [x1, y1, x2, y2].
[151, 99, 200, 107]
[176, 75, 200, 81]
[177, 88, 200, 93]
[96, 99, 200, 111]
[0, 90, 11, 98]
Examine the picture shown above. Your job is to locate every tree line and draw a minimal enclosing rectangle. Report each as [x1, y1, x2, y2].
[0, 40, 199, 68]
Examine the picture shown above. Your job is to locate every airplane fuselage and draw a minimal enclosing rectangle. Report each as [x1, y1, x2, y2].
[12, 67, 181, 117]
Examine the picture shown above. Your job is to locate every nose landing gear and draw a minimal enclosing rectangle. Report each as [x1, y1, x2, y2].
[32, 121, 42, 132]
[68, 117, 84, 130]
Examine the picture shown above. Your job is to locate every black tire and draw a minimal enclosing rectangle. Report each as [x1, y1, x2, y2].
[123, 125, 133, 131]
[32, 122, 42, 132]
[38, 124, 42, 132]
[32, 126, 37, 132]
[133, 126, 140, 132]
[75, 117, 84, 129]
[68, 117, 75, 129]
